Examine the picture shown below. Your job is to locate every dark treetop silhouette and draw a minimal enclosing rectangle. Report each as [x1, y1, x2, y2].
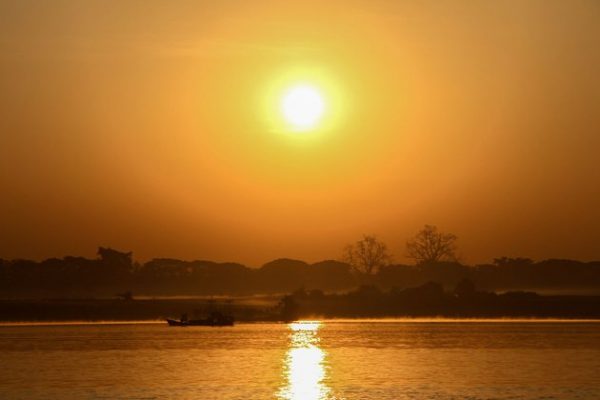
[1, 225, 598, 320]
[1, 246, 599, 299]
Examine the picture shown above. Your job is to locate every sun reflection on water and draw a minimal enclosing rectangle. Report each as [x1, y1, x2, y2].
[278, 321, 331, 400]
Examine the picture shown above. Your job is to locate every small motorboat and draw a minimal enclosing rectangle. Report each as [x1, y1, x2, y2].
[166, 318, 188, 326]
[166, 311, 234, 327]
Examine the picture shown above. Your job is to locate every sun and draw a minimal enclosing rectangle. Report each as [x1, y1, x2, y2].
[262, 67, 342, 135]
[281, 85, 325, 131]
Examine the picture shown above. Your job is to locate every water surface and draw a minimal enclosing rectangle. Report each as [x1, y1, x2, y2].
[1, 320, 599, 399]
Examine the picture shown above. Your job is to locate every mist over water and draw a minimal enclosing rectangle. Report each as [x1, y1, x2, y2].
[1, 321, 599, 400]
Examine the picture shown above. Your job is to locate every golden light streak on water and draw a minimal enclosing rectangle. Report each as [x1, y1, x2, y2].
[278, 321, 331, 400]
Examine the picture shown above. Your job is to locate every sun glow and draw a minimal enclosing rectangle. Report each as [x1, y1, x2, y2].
[281, 85, 325, 131]
[262, 66, 344, 136]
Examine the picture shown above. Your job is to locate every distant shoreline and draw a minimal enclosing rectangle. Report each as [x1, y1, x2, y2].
[1, 293, 600, 322]
[2, 317, 600, 327]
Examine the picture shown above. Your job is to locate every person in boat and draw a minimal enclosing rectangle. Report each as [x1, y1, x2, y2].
[181, 313, 188, 323]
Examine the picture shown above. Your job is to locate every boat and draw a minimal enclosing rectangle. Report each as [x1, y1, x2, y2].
[166, 311, 234, 327]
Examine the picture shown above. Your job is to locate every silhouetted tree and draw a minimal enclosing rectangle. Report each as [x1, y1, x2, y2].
[96, 247, 134, 287]
[97, 247, 133, 268]
[454, 278, 476, 298]
[2, 247, 600, 299]
[258, 259, 310, 293]
[406, 225, 458, 265]
[308, 260, 356, 291]
[343, 235, 391, 275]
[279, 294, 299, 322]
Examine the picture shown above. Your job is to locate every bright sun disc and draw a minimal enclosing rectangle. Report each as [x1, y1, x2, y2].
[281, 85, 325, 131]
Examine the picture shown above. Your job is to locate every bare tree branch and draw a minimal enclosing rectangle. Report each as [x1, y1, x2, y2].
[406, 225, 458, 265]
[343, 235, 391, 275]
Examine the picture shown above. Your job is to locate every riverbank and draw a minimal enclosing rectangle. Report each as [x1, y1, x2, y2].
[0, 298, 281, 322]
[1, 292, 600, 322]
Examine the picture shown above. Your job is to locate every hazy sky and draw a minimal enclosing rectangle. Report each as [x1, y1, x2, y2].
[1, 0, 599, 266]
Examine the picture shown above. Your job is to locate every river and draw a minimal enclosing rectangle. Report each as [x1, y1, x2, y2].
[1, 320, 599, 399]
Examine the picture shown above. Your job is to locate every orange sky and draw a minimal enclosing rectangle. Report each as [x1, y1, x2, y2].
[1, 1, 599, 266]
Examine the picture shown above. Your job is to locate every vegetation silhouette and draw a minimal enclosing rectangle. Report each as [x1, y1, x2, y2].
[278, 294, 300, 322]
[1, 244, 599, 300]
[0, 225, 599, 322]
[406, 225, 459, 264]
[2, 278, 597, 322]
[283, 280, 600, 319]
[343, 234, 391, 275]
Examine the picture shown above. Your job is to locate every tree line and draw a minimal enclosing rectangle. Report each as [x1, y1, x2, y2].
[344, 225, 459, 274]
[279, 280, 600, 320]
[1, 226, 599, 298]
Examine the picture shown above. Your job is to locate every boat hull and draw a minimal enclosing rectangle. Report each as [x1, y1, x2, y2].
[166, 318, 234, 327]
[166, 318, 187, 326]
